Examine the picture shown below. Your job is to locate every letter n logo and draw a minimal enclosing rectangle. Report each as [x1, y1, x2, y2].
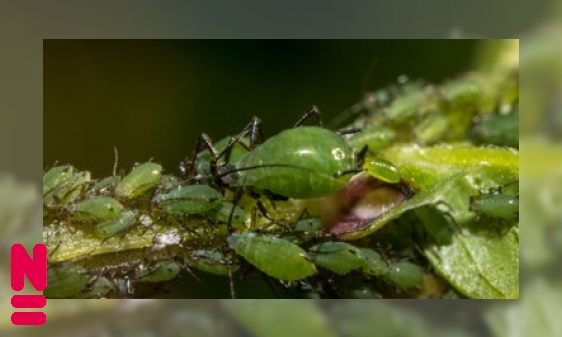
[11, 243, 47, 326]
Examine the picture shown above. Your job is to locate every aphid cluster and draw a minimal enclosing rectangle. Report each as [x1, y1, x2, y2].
[44, 67, 519, 298]
[338, 70, 519, 149]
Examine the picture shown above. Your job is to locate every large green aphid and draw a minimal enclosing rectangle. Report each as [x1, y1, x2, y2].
[152, 184, 223, 215]
[115, 162, 163, 199]
[182, 107, 366, 200]
[227, 232, 317, 281]
[230, 126, 360, 199]
[68, 196, 124, 222]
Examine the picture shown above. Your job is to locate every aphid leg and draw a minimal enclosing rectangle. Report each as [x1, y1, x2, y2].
[226, 253, 236, 299]
[220, 116, 265, 163]
[293, 105, 323, 127]
[180, 133, 218, 179]
[253, 201, 292, 232]
[226, 187, 244, 234]
[333, 167, 363, 178]
[181, 260, 215, 297]
[336, 127, 362, 136]
[262, 274, 284, 298]
[434, 201, 465, 235]
[355, 144, 369, 168]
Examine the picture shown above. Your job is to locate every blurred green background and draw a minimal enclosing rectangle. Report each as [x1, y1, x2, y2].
[44, 40, 478, 176]
[3, 0, 562, 335]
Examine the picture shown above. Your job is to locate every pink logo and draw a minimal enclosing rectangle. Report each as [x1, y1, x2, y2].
[11, 243, 47, 326]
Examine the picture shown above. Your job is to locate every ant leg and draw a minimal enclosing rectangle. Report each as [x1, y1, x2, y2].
[293, 105, 322, 127]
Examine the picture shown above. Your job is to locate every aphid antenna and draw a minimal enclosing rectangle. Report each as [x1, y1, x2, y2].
[43, 161, 65, 174]
[113, 146, 119, 177]
[336, 127, 362, 136]
[226, 255, 236, 299]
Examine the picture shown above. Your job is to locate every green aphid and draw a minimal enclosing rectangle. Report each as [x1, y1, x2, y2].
[81, 276, 113, 298]
[153, 184, 223, 215]
[347, 126, 396, 153]
[414, 113, 449, 144]
[93, 176, 121, 193]
[440, 77, 486, 110]
[385, 91, 426, 123]
[43, 165, 91, 205]
[69, 196, 124, 222]
[115, 162, 162, 199]
[44, 262, 91, 299]
[94, 210, 137, 239]
[43, 165, 71, 196]
[363, 158, 401, 184]
[470, 113, 519, 148]
[136, 261, 181, 283]
[227, 232, 316, 281]
[309, 242, 366, 275]
[383, 261, 424, 289]
[470, 194, 519, 221]
[358, 248, 387, 276]
[206, 201, 247, 228]
[232, 126, 358, 199]
[188, 249, 239, 275]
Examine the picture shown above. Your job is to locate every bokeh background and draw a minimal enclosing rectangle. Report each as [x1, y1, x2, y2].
[43, 40, 478, 177]
[1, 1, 560, 337]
